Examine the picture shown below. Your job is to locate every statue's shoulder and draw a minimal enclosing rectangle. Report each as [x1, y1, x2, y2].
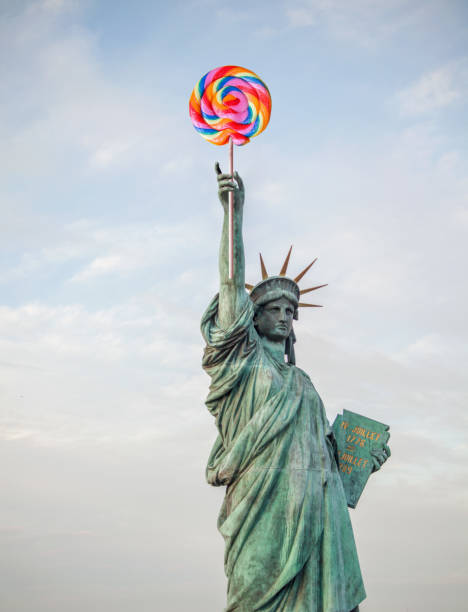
[291, 364, 314, 386]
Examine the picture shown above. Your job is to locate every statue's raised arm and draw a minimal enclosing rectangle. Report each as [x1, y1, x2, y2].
[215, 162, 248, 329]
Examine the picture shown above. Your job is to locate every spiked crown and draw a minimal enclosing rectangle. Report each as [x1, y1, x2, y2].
[245, 246, 327, 318]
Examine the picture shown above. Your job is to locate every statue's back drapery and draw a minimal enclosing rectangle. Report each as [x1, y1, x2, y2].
[201, 294, 366, 611]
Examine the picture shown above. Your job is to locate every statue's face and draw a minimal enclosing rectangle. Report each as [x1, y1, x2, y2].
[254, 297, 295, 342]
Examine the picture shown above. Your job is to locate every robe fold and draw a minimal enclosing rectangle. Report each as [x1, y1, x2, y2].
[201, 294, 366, 612]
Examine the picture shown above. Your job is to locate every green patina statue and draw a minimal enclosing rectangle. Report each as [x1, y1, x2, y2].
[201, 166, 389, 612]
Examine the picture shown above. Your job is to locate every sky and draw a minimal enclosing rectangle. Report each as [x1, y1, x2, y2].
[0, 0, 467, 610]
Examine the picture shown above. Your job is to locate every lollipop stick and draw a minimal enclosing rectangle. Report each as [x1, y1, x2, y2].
[228, 137, 234, 279]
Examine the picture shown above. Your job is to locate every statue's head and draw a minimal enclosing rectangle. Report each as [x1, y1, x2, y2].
[250, 277, 299, 363]
[250, 276, 300, 318]
[246, 247, 327, 364]
[253, 296, 297, 342]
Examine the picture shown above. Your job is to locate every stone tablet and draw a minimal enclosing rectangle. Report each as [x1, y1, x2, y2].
[332, 410, 390, 508]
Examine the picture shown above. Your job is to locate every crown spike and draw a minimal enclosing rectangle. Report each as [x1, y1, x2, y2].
[299, 283, 328, 295]
[294, 258, 317, 283]
[259, 253, 268, 280]
[245, 283, 254, 290]
[279, 245, 293, 276]
[299, 302, 323, 308]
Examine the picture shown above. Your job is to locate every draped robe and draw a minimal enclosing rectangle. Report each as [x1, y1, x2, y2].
[201, 295, 366, 612]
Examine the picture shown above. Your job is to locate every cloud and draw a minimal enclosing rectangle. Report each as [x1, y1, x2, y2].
[0, 0, 174, 180]
[287, 6, 316, 27]
[41, 0, 70, 11]
[71, 255, 125, 279]
[453, 205, 468, 229]
[0, 293, 207, 446]
[395, 60, 468, 116]
[0, 215, 213, 287]
[215, 7, 250, 22]
[284, 0, 434, 45]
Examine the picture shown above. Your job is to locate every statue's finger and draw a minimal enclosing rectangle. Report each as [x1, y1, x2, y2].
[215, 162, 222, 175]
[371, 450, 385, 464]
[384, 444, 391, 457]
[217, 174, 234, 184]
[218, 179, 236, 189]
[234, 171, 244, 191]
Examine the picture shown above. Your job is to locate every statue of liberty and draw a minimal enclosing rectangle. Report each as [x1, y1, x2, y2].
[201, 164, 389, 612]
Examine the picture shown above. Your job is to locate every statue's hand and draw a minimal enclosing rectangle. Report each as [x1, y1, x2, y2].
[370, 443, 391, 472]
[215, 162, 245, 212]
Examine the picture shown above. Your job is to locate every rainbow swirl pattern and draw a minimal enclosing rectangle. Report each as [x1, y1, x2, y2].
[189, 65, 271, 146]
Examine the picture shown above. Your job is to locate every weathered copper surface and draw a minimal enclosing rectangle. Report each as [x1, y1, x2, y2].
[201, 167, 389, 611]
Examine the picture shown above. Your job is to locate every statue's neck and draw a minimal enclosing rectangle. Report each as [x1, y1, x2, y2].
[260, 336, 286, 363]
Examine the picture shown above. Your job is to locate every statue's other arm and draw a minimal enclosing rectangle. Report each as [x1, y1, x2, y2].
[215, 163, 248, 329]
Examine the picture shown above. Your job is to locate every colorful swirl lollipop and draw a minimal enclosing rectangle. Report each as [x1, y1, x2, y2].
[189, 66, 271, 279]
[189, 65, 271, 146]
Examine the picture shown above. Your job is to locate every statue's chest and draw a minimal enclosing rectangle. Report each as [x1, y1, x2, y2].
[254, 358, 330, 470]
[261, 355, 290, 397]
